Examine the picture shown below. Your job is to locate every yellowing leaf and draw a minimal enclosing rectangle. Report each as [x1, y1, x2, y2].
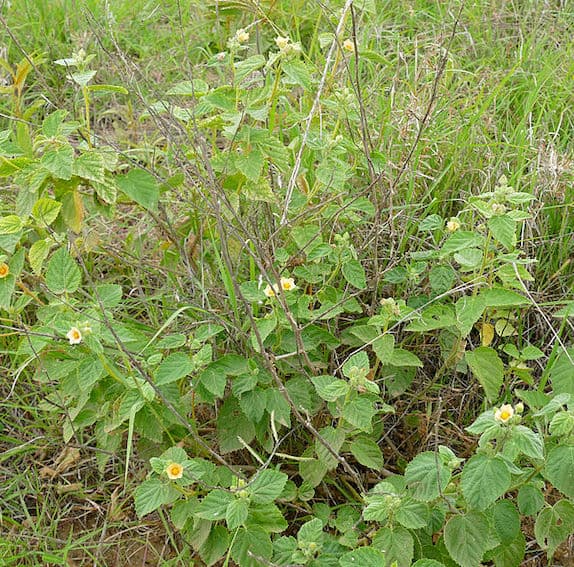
[481, 322, 495, 346]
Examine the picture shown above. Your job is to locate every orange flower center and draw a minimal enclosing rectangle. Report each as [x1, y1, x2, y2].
[500, 410, 511, 421]
[0, 263, 9, 278]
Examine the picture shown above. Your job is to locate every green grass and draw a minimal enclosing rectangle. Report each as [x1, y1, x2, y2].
[2, 0, 574, 564]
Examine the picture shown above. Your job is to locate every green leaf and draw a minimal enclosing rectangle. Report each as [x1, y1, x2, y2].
[93, 177, 118, 204]
[412, 561, 447, 567]
[297, 518, 324, 545]
[0, 274, 15, 311]
[440, 231, 484, 256]
[429, 265, 456, 295]
[95, 283, 123, 308]
[236, 148, 264, 181]
[226, 498, 249, 530]
[70, 69, 96, 86]
[550, 411, 574, 436]
[166, 79, 209, 96]
[87, 84, 129, 95]
[282, 59, 313, 90]
[28, 238, 52, 275]
[32, 198, 61, 226]
[395, 498, 430, 529]
[510, 425, 544, 460]
[405, 304, 456, 332]
[390, 348, 423, 367]
[198, 367, 226, 398]
[272, 536, 297, 564]
[77, 356, 105, 392]
[231, 527, 272, 567]
[461, 454, 511, 511]
[266, 388, 291, 427]
[373, 334, 394, 364]
[535, 500, 574, 559]
[116, 168, 159, 211]
[42, 110, 69, 137]
[350, 435, 384, 470]
[363, 494, 393, 523]
[455, 295, 486, 336]
[0, 214, 23, 235]
[419, 214, 444, 231]
[544, 445, 574, 499]
[311, 375, 349, 402]
[196, 489, 233, 520]
[247, 503, 288, 533]
[339, 547, 387, 567]
[239, 388, 267, 422]
[234, 55, 266, 82]
[405, 451, 451, 502]
[41, 145, 74, 179]
[342, 259, 367, 289]
[342, 396, 376, 432]
[72, 152, 105, 183]
[250, 314, 276, 351]
[216, 397, 256, 453]
[372, 525, 414, 567]
[480, 288, 529, 307]
[518, 484, 545, 516]
[249, 470, 288, 504]
[444, 512, 490, 567]
[199, 525, 229, 566]
[315, 426, 345, 470]
[155, 353, 194, 386]
[299, 458, 328, 488]
[493, 500, 520, 545]
[490, 532, 525, 567]
[548, 348, 574, 396]
[465, 347, 504, 401]
[134, 478, 179, 518]
[45, 247, 82, 294]
[488, 214, 516, 250]
[454, 248, 483, 269]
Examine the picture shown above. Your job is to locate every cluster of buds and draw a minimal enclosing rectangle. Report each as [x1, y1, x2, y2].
[491, 203, 507, 215]
[380, 297, 400, 317]
[446, 217, 461, 232]
[227, 28, 250, 49]
[274, 35, 302, 56]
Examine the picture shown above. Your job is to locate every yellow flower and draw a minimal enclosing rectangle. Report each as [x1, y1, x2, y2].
[446, 218, 461, 232]
[280, 277, 297, 291]
[66, 327, 82, 345]
[275, 36, 290, 50]
[263, 283, 278, 298]
[236, 29, 250, 44]
[165, 462, 184, 480]
[343, 39, 355, 53]
[0, 262, 9, 278]
[264, 278, 297, 297]
[494, 404, 514, 423]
